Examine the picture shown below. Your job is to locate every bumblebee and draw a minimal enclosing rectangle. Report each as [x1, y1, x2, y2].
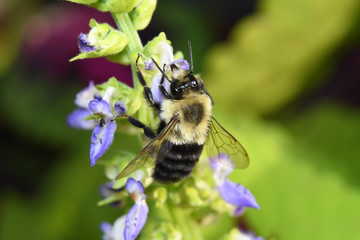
[116, 43, 249, 183]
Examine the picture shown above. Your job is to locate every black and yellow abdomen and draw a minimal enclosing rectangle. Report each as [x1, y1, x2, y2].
[153, 140, 204, 183]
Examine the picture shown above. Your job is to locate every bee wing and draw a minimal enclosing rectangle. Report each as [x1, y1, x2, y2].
[206, 116, 249, 169]
[115, 114, 180, 180]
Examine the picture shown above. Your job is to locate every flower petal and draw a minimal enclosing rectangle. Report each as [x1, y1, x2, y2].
[100, 222, 114, 240]
[114, 101, 126, 117]
[113, 216, 126, 240]
[99, 182, 122, 207]
[218, 179, 260, 210]
[168, 58, 189, 71]
[89, 99, 114, 120]
[74, 81, 98, 109]
[210, 153, 235, 185]
[78, 33, 97, 53]
[210, 153, 234, 172]
[126, 178, 145, 195]
[90, 120, 117, 166]
[144, 59, 154, 71]
[150, 74, 170, 103]
[153, 41, 174, 67]
[124, 201, 149, 240]
[66, 108, 96, 130]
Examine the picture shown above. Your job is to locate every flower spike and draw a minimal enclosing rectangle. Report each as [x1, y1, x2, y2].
[124, 178, 149, 240]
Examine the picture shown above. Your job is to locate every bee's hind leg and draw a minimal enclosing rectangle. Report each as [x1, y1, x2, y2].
[120, 114, 156, 139]
[136, 54, 161, 111]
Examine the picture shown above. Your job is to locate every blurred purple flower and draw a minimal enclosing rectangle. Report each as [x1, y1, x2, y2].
[210, 153, 260, 214]
[67, 108, 95, 129]
[218, 179, 259, 214]
[114, 101, 126, 117]
[101, 216, 126, 240]
[99, 182, 123, 208]
[67, 81, 98, 129]
[124, 178, 148, 240]
[239, 230, 265, 240]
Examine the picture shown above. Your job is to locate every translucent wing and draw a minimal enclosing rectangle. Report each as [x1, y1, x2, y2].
[206, 116, 249, 169]
[115, 115, 180, 180]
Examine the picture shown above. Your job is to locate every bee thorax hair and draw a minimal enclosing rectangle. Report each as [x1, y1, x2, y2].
[160, 93, 212, 145]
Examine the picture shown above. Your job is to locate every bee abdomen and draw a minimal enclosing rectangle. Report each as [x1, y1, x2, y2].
[153, 141, 204, 183]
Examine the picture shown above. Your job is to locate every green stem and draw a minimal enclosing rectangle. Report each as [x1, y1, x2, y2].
[112, 12, 143, 91]
[112, 13, 143, 52]
[168, 203, 203, 240]
[111, 12, 151, 124]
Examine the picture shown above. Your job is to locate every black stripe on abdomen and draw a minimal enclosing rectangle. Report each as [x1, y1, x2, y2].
[153, 140, 204, 183]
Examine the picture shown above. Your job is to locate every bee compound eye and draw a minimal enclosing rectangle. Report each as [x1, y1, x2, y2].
[175, 86, 182, 94]
[191, 80, 198, 90]
[170, 82, 181, 96]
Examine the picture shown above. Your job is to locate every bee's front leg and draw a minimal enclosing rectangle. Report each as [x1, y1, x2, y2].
[136, 54, 161, 111]
[158, 70, 172, 99]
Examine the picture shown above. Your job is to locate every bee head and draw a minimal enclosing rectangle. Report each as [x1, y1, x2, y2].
[170, 72, 204, 100]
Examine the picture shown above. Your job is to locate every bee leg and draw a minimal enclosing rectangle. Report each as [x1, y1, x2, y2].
[123, 114, 156, 139]
[159, 85, 171, 99]
[159, 73, 172, 99]
[136, 54, 161, 110]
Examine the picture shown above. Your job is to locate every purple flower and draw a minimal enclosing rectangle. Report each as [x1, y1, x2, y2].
[150, 74, 170, 104]
[78, 33, 97, 52]
[167, 58, 189, 71]
[89, 99, 117, 166]
[74, 81, 98, 108]
[90, 119, 117, 166]
[99, 182, 122, 208]
[232, 229, 265, 240]
[144, 59, 154, 70]
[89, 99, 114, 120]
[114, 101, 126, 117]
[66, 108, 96, 129]
[218, 179, 260, 212]
[239, 231, 265, 240]
[67, 81, 98, 129]
[210, 153, 234, 183]
[101, 222, 115, 240]
[210, 154, 260, 214]
[124, 178, 149, 240]
[100, 216, 126, 240]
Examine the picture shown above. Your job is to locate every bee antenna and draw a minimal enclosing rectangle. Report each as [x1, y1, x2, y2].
[151, 58, 171, 83]
[188, 40, 194, 73]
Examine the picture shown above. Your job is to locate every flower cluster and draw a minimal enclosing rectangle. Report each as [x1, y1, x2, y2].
[66, 0, 263, 239]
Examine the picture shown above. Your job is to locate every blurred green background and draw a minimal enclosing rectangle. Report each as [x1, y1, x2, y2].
[1, 0, 360, 239]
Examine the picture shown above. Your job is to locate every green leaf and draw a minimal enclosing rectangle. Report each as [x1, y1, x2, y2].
[203, 0, 360, 115]
[89, 0, 109, 12]
[288, 102, 360, 187]
[105, 0, 141, 14]
[214, 110, 360, 240]
[106, 50, 131, 65]
[130, 0, 157, 30]
[246, 158, 360, 240]
[67, 0, 98, 4]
